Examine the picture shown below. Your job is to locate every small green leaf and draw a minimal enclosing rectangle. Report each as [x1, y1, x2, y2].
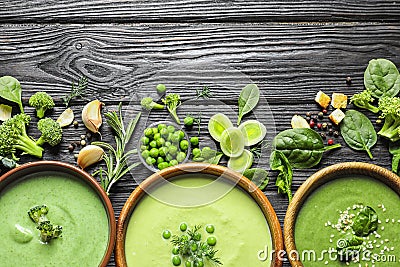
[364, 58, 400, 98]
[352, 206, 378, 237]
[237, 84, 260, 125]
[0, 76, 24, 113]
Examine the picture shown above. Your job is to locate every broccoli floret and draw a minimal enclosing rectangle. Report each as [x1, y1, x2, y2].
[350, 90, 379, 113]
[378, 96, 400, 142]
[37, 221, 63, 243]
[162, 93, 181, 124]
[0, 114, 43, 158]
[28, 92, 55, 118]
[36, 118, 62, 146]
[28, 205, 49, 224]
[140, 97, 164, 111]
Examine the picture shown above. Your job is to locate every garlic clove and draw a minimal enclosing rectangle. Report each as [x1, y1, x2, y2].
[57, 108, 74, 127]
[77, 145, 104, 169]
[82, 100, 103, 133]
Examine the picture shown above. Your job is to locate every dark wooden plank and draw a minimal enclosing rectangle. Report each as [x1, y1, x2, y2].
[1, 0, 400, 23]
[1, 23, 400, 105]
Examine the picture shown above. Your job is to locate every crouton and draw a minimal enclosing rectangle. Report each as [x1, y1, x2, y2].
[329, 109, 346, 125]
[332, 93, 348, 109]
[315, 91, 331, 109]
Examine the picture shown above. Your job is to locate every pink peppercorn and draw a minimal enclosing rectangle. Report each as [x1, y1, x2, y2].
[327, 139, 334, 145]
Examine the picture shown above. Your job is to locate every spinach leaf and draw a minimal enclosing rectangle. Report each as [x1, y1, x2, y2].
[0, 76, 24, 113]
[340, 110, 377, 159]
[270, 150, 292, 201]
[352, 206, 378, 237]
[242, 168, 269, 190]
[336, 234, 363, 262]
[389, 141, 400, 174]
[237, 84, 259, 125]
[272, 128, 341, 169]
[364, 58, 400, 98]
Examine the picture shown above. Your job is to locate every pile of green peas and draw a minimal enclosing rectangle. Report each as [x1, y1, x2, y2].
[140, 123, 189, 170]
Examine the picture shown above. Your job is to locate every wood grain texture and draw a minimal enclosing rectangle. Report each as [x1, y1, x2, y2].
[1, 0, 400, 23]
[0, 23, 398, 266]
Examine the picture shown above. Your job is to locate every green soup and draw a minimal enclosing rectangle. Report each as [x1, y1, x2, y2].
[295, 176, 400, 266]
[0, 172, 110, 266]
[125, 175, 273, 266]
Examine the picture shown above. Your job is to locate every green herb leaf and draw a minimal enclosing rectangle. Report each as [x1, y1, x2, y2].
[272, 128, 341, 169]
[62, 76, 88, 107]
[0, 76, 24, 113]
[352, 206, 378, 237]
[242, 168, 269, 190]
[270, 150, 293, 201]
[364, 58, 400, 98]
[340, 110, 377, 159]
[237, 84, 260, 125]
[336, 234, 363, 262]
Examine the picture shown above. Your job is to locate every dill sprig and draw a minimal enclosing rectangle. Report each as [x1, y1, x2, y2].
[250, 140, 269, 159]
[196, 86, 212, 99]
[62, 76, 88, 107]
[91, 103, 141, 194]
[171, 225, 222, 266]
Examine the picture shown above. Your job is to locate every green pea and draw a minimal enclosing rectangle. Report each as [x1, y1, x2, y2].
[205, 224, 215, 233]
[202, 147, 216, 160]
[141, 150, 150, 159]
[190, 136, 199, 146]
[167, 125, 175, 133]
[168, 146, 178, 156]
[166, 154, 174, 162]
[176, 152, 186, 163]
[193, 232, 201, 241]
[157, 157, 164, 164]
[180, 140, 189, 151]
[185, 260, 192, 267]
[158, 162, 169, 170]
[160, 128, 169, 138]
[170, 133, 180, 143]
[192, 148, 201, 157]
[176, 130, 185, 141]
[156, 83, 166, 94]
[149, 140, 157, 148]
[151, 127, 158, 135]
[190, 243, 198, 252]
[172, 246, 180, 255]
[162, 229, 171, 239]
[159, 147, 168, 157]
[156, 137, 166, 147]
[146, 157, 156, 165]
[149, 148, 159, 158]
[195, 260, 204, 267]
[140, 145, 148, 151]
[165, 141, 172, 147]
[184, 116, 194, 127]
[169, 159, 178, 166]
[207, 236, 217, 246]
[172, 255, 181, 266]
[144, 128, 153, 137]
[179, 222, 187, 231]
[153, 133, 161, 140]
[157, 123, 167, 131]
[141, 136, 150, 145]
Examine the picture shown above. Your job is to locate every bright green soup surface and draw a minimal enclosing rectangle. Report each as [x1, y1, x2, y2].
[295, 176, 400, 266]
[125, 175, 273, 266]
[0, 172, 109, 267]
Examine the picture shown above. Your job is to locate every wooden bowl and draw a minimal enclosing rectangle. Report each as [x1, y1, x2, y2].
[116, 162, 283, 267]
[0, 161, 116, 267]
[284, 162, 400, 267]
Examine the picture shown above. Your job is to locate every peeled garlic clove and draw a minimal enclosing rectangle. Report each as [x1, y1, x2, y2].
[57, 108, 74, 127]
[82, 100, 103, 133]
[77, 145, 104, 169]
[291, 115, 310, 129]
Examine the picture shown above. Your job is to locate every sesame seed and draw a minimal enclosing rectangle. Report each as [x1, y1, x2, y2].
[381, 226, 385, 230]
[386, 219, 390, 223]
[325, 261, 328, 265]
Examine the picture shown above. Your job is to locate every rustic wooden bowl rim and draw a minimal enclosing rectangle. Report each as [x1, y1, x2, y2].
[284, 162, 400, 267]
[116, 162, 283, 267]
[0, 160, 116, 267]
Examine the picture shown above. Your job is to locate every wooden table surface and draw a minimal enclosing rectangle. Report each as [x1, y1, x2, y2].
[1, 1, 400, 266]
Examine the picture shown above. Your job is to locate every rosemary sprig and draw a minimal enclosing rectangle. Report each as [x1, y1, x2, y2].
[92, 103, 141, 194]
[171, 225, 222, 266]
[62, 76, 88, 107]
[196, 86, 212, 99]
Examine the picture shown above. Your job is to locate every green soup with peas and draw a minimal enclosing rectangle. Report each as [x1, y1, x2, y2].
[0, 171, 110, 266]
[125, 175, 273, 266]
[295, 176, 400, 266]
